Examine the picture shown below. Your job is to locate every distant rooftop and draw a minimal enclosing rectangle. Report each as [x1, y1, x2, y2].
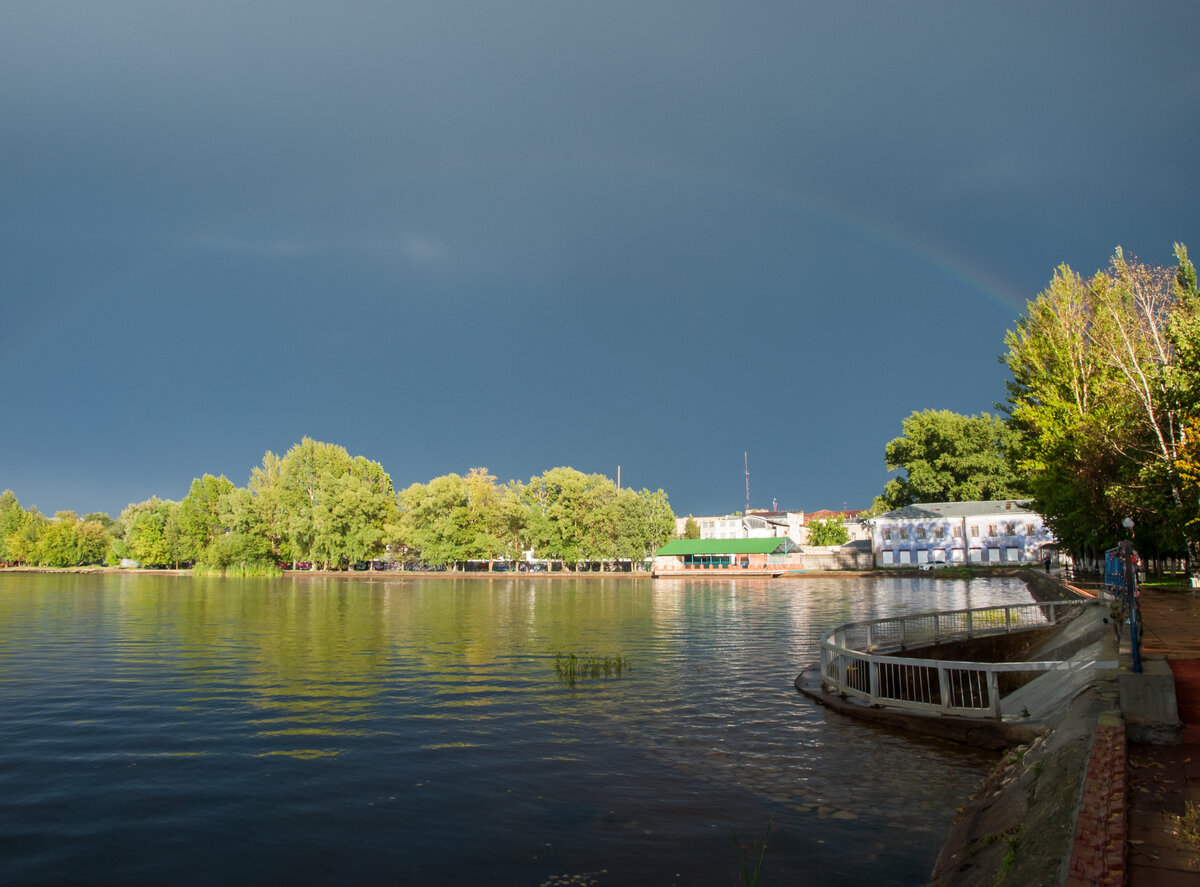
[871, 500, 1036, 521]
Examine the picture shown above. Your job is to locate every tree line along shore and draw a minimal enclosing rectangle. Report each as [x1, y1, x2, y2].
[0, 451, 675, 576]
[5, 243, 1200, 579]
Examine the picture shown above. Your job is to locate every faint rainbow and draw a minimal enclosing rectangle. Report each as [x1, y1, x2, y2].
[646, 159, 1033, 320]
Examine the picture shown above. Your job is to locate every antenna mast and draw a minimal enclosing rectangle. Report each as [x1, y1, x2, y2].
[744, 451, 750, 514]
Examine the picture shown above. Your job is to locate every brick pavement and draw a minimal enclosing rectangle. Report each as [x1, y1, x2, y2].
[1125, 587, 1200, 885]
[1068, 721, 1127, 887]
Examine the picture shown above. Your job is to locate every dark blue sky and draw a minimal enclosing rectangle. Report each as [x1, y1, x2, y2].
[2, 2, 1197, 519]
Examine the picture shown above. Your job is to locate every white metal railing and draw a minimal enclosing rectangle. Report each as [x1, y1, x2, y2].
[818, 600, 1103, 719]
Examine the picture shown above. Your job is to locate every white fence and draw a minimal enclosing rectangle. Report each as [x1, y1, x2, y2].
[818, 600, 1102, 718]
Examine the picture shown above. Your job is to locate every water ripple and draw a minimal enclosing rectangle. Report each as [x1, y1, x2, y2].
[0, 572, 1028, 886]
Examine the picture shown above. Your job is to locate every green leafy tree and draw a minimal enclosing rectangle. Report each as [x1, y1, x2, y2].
[522, 468, 617, 565]
[267, 438, 395, 569]
[1003, 263, 1122, 557]
[683, 515, 700, 539]
[32, 511, 109, 567]
[118, 498, 177, 567]
[807, 518, 850, 546]
[76, 518, 111, 565]
[1004, 245, 1200, 569]
[36, 512, 82, 567]
[0, 490, 24, 562]
[5, 505, 46, 564]
[399, 473, 473, 566]
[248, 450, 289, 562]
[610, 488, 655, 561]
[176, 474, 237, 563]
[874, 410, 1024, 511]
[398, 469, 512, 566]
[321, 455, 399, 566]
[82, 511, 117, 532]
[193, 486, 276, 572]
[492, 481, 531, 561]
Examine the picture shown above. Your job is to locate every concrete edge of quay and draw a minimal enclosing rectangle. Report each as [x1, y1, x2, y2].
[934, 571, 1184, 887]
[929, 571, 1132, 887]
[792, 569, 1137, 887]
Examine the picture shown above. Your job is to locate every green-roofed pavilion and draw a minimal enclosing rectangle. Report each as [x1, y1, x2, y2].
[654, 538, 801, 557]
[651, 536, 806, 576]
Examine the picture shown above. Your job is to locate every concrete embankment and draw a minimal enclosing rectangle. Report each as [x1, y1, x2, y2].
[930, 572, 1145, 887]
[928, 662, 1121, 887]
[796, 579, 1114, 750]
[794, 569, 1134, 886]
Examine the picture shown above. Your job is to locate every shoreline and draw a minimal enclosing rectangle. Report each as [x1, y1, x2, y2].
[0, 564, 1035, 581]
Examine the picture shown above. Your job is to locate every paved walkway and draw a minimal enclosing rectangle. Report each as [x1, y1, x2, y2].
[1126, 587, 1200, 885]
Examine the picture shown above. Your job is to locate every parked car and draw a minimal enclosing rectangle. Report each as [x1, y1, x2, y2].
[919, 559, 949, 571]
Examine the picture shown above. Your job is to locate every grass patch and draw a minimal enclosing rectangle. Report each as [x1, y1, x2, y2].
[554, 653, 629, 686]
[193, 561, 282, 578]
[996, 828, 1022, 884]
[732, 818, 771, 886]
[1172, 801, 1200, 846]
[1140, 578, 1195, 592]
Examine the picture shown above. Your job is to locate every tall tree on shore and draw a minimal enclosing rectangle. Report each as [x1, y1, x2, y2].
[398, 473, 475, 566]
[176, 474, 237, 563]
[270, 438, 396, 569]
[0, 490, 23, 562]
[5, 504, 47, 564]
[873, 409, 1024, 511]
[1004, 245, 1200, 568]
[117, 498, 177, 567]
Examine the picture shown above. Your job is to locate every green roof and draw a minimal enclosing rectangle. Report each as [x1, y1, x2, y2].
[655, 538, 798, 556]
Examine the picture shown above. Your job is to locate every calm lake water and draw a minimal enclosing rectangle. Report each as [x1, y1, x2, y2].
[0, 572, 1034, 885]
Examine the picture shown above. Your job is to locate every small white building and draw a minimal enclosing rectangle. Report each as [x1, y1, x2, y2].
[675, 511, 804, 541]
[867, 500, 1055, 568]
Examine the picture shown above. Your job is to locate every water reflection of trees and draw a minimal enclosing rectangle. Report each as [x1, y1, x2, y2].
[2, 573, 1029, 791]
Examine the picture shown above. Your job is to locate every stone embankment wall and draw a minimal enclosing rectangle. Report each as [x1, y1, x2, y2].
[929, 684, 1118, 887]
[799, 547, 875, 571]
[1022, 568, 1094, 602]
[930, 570, 1122, 887]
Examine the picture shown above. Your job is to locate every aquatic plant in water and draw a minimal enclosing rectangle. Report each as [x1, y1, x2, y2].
[553, 653, 628, 686]
[733, 818, 771, 886]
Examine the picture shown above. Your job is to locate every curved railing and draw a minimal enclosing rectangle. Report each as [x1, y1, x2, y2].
[818, 600, 1103, 719]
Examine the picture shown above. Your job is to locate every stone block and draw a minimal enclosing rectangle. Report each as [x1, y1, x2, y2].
[1119, 657, 1184, 744]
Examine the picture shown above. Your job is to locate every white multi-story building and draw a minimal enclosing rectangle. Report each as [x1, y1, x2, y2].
[866, 500, 1055, 567]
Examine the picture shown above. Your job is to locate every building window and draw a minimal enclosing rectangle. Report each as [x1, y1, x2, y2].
[916, 527, 926, 540]
[882, 528, 892, 541]
[987, 525, 998, 537]
[969, 525, 979, 537]
[899, 528, 909, 541]
[952, 525, 963, 538]
[934, 526, 945, 540]
[1026, 523, 1036, 536]
[1004, 522, 1016, 536]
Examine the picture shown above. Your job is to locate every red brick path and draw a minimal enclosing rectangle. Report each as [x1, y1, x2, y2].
[1068, 723, 1127, 887]
[1124, 657, 1200, 886]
